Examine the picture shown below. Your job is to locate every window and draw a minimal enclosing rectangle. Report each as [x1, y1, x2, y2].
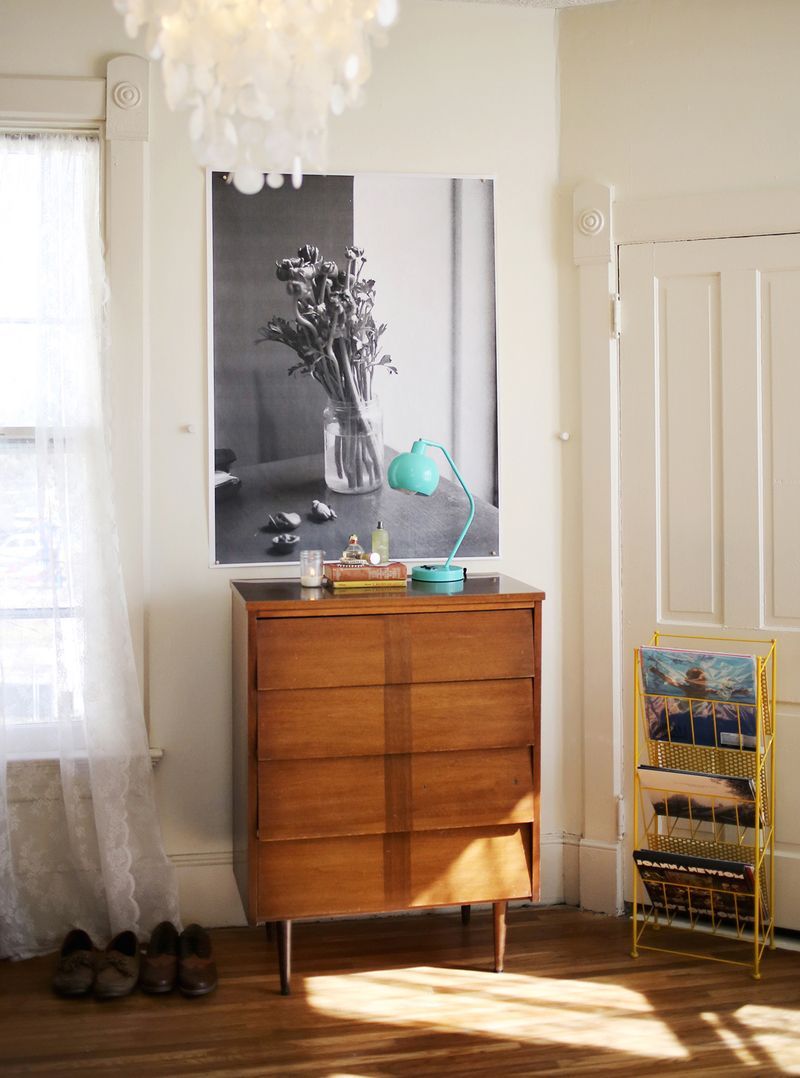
[0, 133, 101, 758]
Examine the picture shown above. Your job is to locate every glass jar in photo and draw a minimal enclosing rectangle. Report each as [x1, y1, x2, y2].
[323, 397, 384, 494]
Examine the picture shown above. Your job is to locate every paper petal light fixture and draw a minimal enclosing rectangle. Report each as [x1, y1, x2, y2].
[114, 0, 399, 193]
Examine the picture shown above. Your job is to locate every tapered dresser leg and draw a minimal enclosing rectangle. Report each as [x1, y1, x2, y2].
[276, 920, 292, 996]
[461, 904, 471, 925]
[493, 900, 507, 973]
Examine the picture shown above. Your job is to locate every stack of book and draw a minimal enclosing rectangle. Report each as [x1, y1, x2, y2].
[324, 561, 408, 590]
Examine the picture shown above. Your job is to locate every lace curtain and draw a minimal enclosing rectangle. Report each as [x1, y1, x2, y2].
[0, 133, 180, 959]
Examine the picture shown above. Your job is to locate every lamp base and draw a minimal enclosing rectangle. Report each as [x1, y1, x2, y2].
[411, 564, 466, 583]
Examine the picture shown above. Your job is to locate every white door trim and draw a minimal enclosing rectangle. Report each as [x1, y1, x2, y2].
[573, 183, 625, 914]
[615, 190, 800, 246]
[103, 55, 151, 715]
[574, 183, 800, 915]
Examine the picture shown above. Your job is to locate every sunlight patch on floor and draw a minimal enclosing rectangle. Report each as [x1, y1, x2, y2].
[701, 1012, 761, 1068]
[734, 1005, 800, 1072]
[305, 966, 690, 1061]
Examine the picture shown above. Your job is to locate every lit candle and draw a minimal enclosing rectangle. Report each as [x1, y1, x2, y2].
[299, 549, 325, 587]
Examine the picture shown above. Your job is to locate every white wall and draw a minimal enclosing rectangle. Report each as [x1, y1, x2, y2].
[560, 0, 800, 200]
[558, 0, 800, 911]
[1, 0, 568, 924]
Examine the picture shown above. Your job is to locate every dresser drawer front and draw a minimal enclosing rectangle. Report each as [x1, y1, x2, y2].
[255, 609, 534, 690]
[257, 679, 535, 760]
[256, 824, 533, 921]
[257, 747, 533, 840]
[408, 825, 533, 908]
[257, 756, 385, 840]
[257, 834, 386, 920]
[411, 747, 533, 831]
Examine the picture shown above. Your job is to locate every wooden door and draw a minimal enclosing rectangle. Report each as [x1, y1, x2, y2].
[619, 234, 800, 929]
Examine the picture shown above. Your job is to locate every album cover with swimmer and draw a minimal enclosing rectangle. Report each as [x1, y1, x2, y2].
[639, 646, 758, 751]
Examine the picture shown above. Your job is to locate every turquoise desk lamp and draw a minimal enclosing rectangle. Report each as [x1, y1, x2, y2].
[387, 438, 475, 583]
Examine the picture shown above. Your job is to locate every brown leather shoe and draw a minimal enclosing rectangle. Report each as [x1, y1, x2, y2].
[94, 930, 140, 999]
[178, 924, 217, 996]
[139, 921, 179, 994]
[52, 928, 97, 996]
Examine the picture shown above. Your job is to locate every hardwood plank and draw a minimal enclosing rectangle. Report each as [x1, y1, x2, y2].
[2, 907, 799, 1077]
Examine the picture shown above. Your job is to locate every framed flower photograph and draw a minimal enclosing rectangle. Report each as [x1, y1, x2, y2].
[207, 171, 499, 566]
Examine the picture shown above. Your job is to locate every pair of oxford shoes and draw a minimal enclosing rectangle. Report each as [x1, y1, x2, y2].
[52, 922, 217, 999]
[52, 928, 140, 1000]
[140, 921, 217, 996]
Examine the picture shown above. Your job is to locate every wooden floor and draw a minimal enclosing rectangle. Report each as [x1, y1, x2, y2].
[2, 906, 800, 1077]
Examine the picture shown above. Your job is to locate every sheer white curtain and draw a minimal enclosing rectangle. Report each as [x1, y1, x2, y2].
[0, 133, 179, 959]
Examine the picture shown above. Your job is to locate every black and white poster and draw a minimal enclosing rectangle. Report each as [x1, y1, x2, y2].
[208, 172, 499, 566]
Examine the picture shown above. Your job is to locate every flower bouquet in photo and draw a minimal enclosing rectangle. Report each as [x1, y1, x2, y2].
[257, 244, 396, 494]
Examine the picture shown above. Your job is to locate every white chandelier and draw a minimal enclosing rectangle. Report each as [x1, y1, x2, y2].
[114, 0, 398, 193]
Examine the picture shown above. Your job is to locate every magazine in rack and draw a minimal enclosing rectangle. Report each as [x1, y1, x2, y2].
[637, 764, 761, 830]
[640, 646, 757, 750]
[633, 848, 766, 928]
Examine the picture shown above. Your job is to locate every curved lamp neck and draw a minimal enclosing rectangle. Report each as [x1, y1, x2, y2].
[416, 438, 475, 569]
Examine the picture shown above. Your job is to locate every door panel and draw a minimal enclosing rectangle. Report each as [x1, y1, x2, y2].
[659, 272, 722, 620]
[763, 270, 800, 626]
[620, 234, 800, 929]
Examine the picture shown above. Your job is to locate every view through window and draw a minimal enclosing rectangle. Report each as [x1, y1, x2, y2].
[0, 133, 100, 756]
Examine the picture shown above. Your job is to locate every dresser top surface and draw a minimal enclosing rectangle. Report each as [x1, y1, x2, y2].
[232, 573, 545, 615]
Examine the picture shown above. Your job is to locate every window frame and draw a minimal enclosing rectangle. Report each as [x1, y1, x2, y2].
[0, 58, 151, 715]
[0, 60, 155, 765]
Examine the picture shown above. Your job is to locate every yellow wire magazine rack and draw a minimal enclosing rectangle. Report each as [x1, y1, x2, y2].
[631, 632, 777, 978]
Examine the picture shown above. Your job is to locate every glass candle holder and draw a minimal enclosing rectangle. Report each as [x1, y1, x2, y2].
[299, 549, 325, 587]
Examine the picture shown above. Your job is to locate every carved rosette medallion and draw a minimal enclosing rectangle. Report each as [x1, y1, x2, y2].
[577, 208, 605, 237]
[112, 81, 142, 111]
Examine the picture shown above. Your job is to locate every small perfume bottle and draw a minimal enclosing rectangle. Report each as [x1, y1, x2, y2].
[341, 534, 365, 562]
[371, 520, 389, 564]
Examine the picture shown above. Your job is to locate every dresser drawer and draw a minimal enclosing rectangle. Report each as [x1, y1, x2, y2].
[255, 609, 534, 690]
[257, 678, 535, 760]
[257, 747, 533, 840]
[256, 824, 533, 920]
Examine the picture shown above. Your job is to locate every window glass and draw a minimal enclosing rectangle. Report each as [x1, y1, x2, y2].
[0, 134, 99, 756]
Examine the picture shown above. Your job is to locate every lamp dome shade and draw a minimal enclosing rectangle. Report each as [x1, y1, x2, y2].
[387, 445, 440, 496]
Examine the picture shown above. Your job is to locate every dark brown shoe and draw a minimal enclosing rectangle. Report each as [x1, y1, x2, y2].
[139, 921, 179, 994]
[52, 928, 97, 996]
[178, 924, 217, 997]
[94, 930, 140, 999]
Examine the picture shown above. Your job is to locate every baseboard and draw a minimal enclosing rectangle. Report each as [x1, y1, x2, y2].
[540, 830, 581, 906]
[170, 851, 247, 927]
[579, 838, 623, 915]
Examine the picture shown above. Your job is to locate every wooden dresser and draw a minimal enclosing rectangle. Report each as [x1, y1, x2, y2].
[231, 575, 544, 993]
